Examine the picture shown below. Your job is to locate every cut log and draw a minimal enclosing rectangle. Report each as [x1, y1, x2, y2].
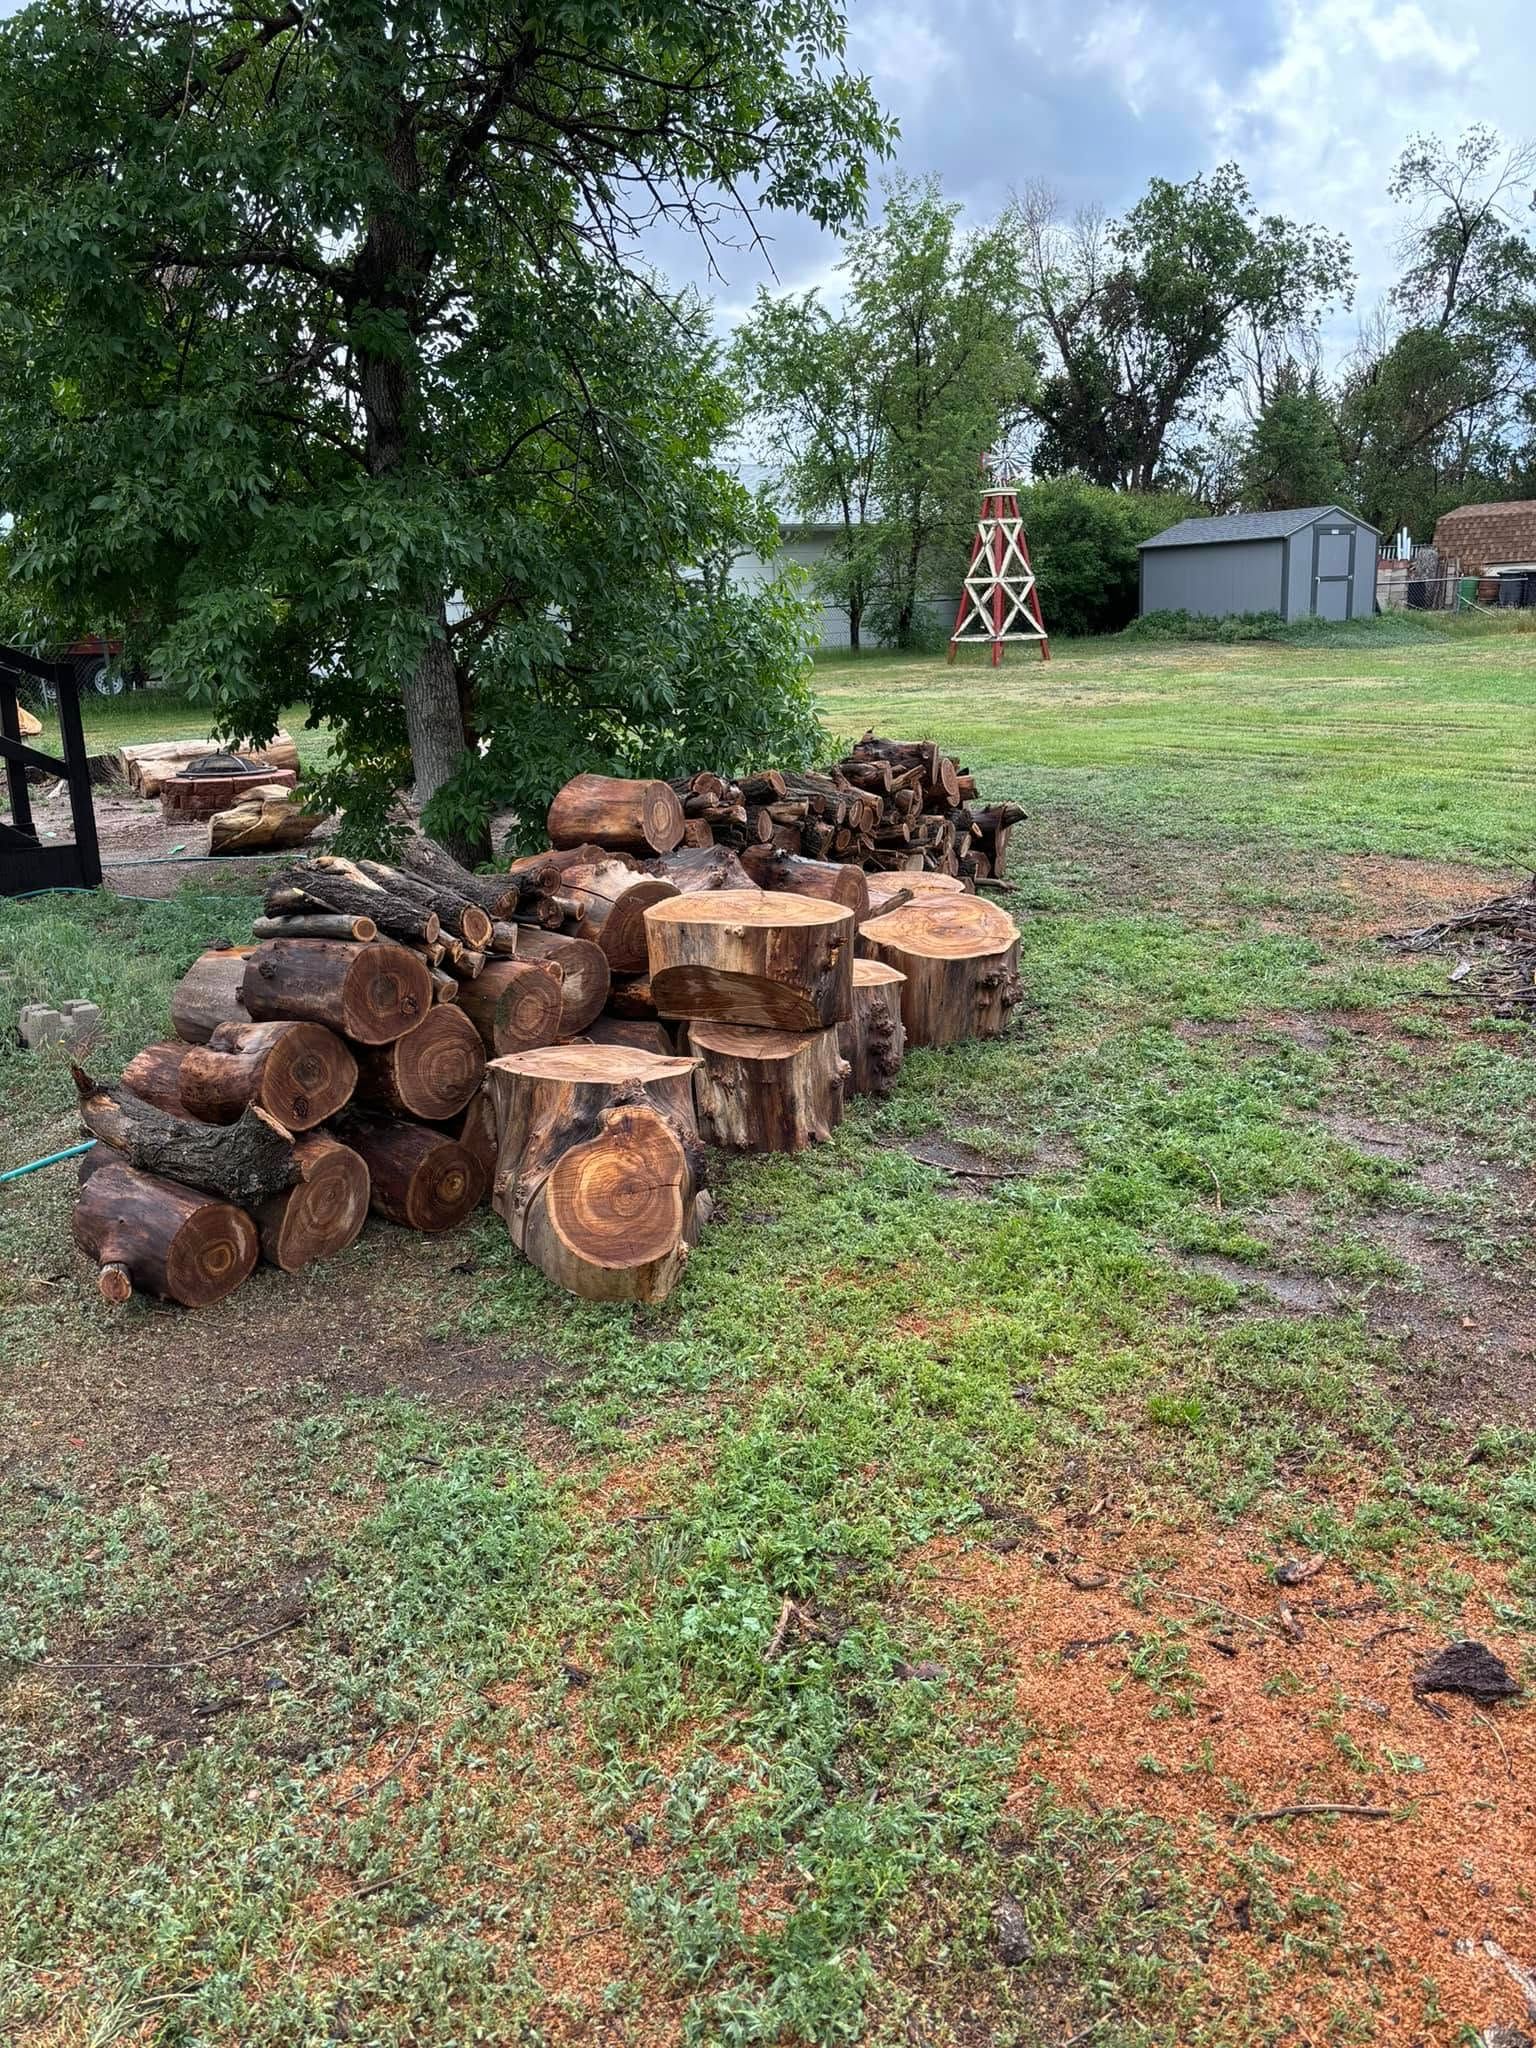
[264, 862, 439, 947]
[644, 890, 853, 1032]
[352, 1003, 485, 1120]
[123, 733, 298, 799]
[170, 947, 253, 1045]
[606, 972, 659, 1020]
[179, 1020, 358, 1130]
[122, 1040, 192, 1114]
[250, 912, 377, 943]
[254, 1132, 370, 1273]
[208, 785, 324, 855]
[838, 961, 908, 1098]
[454, 956, 565, 1056]
[337, 1113, 485, 1231]
[398, 837, 528, 919]
[865, 871, 967, 915]
[509, 928, 611, 1034]
[583, 1016, 675, 1057]
[550, 860, 678, 973]
[72, 1065, 298, 1206]
[241, 939, 431, 1045]
[355, 857, 494, 948]
[739, 847, 870, 923]
[453, 1084, 498, 1201]
[72, 1158, 259, 1307]
[485, 1044, 704, 1302]
[646, 845, 758, 894]
[858, 897, 1022, 1047]
[546, 774, 685, 855]
[682, 1021, 849, 1151]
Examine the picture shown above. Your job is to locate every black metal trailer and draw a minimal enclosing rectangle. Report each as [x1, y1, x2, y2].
[0, 643, 102, 895]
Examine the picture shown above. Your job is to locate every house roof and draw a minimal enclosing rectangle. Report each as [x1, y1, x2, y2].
[1139, 505, 1378, 550]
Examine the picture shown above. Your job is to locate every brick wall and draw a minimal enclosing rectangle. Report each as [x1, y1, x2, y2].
[1431, 501, 1536, 574]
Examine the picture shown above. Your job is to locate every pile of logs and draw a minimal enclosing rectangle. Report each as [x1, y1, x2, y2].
[68, 743, 1024, 1315]
[664, 735, 1024, 884]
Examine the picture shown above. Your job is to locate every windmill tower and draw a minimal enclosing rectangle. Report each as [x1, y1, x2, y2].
[947, 452, 1050, 666]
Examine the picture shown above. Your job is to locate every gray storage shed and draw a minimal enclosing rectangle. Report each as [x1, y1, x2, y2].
[1138, 506, 1380, 623]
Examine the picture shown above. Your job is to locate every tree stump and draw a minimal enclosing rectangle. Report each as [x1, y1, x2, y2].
[123, 1040, 192, 1114]
[454, 956, 564, 1055]
[241, 938, 431, 1044]
[170, 947, 254, 1044]
[337, 1114, 485, 1231]
[858, 897, 1021, 1047]
[352, 1003, 485, 1120]
[546, 773, 685, 854]
[739, 847, 869, 923]
[510, 928, 611, 1034]
[681, 1021, 848, 1151]
[644, 890, 853, 1031]
[485, 1043, 704, 1302]
[178, 1020, 358, 1130]
[551, 859, 678, 972]
[583, 1017, 676, 1057]
[254, 1132, 370, 1272]
[838, 960, 908, 1097]
[72, 1158, 258, 1307]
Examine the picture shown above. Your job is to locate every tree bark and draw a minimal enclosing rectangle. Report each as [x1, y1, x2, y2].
[179, 1020, 358, 1130]
[644, 890, 854, 1031]
[838, 960, 907, 1097]
[73, 1158, 259, 1308]
[254, 1132, 370, 1273]
[681, 1021, 849, 1151]
[546, 774, 685, 854]
[858, 897, 1022, 1046]
[242, 938, 431, 1044]
[352, 1002, 485, 1120]
[73, 1065, 299, 1206]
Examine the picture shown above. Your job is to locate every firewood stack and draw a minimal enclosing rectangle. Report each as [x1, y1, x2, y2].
[67, 744, 1024, 1313]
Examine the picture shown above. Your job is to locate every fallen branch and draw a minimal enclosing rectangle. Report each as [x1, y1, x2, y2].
[1231, 1801, 1392, 1828]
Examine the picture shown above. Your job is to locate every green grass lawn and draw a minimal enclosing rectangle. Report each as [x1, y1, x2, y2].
[3, 620, 1535, 2048]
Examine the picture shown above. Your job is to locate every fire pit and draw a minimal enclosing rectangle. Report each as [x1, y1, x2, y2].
[160, 753, 298, 821]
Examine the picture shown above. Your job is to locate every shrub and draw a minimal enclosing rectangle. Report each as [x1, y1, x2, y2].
[1122, 609, 1284, 644]
[1013, 479, 1202, 637]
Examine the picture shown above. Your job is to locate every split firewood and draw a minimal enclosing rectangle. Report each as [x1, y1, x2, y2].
[352, 1003, 485, 1121]
[582, 1017, 675, 1057]
[739, 846, 869, 923]
[72, 1156, 259, 1307]
[546, 773, 686, 855]
[123, 1040, 193, 1114]
[681, 1021, 849, 1151]
[546, 859, 678, 972]
[485, 1043, 705, 1302]
[178, 1020, 358, 1130]
[254, 1132, 370, 1273]
[264, 864, 439, 948]
[336, 1113, 485, 1231]
[838, 961, 907, 1097]
[241, 938, 431, 1044]
[644, 890, 853, 1032]
[250, 912, 377, 943]
[858, 896, 1022, 1047]
[208, 785, 324, 855]
[454, 957, 565, 1056]
[170, 947, 254, 1045]
[73, 1064, 299, 1206]
[509, 928, 611, 1034]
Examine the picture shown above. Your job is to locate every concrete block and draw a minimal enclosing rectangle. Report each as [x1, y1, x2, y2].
[17, 1000, 101, 1049]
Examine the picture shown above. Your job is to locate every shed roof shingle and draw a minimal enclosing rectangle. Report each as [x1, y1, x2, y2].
[1139, 505, 1377, 550]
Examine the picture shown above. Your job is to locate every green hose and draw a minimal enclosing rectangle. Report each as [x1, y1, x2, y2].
[0, 1140, 94, 1185]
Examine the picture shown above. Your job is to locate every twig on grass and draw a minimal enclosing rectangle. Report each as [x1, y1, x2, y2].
[44, 1613, 306, 1674]
[1231, 1802, 1392, 1828]
[763, 1596, 797, 1662]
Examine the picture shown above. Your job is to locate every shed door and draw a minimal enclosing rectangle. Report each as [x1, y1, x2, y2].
[1312, 524, 1354, 620]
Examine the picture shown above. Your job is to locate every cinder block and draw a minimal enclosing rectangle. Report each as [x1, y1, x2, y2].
[17, 1000, 101, 1049]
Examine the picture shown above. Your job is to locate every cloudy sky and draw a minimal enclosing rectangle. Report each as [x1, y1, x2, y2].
[651, 0, 1534, 361]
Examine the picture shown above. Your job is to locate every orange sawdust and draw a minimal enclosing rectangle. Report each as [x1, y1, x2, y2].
[920, 1518, 1535, 2044]
[564, 1441, 702, 1526]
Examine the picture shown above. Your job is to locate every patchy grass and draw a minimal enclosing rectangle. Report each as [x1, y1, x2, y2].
[3, 628, 1536, 2045]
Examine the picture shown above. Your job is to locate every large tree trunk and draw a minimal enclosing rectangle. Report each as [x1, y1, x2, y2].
[644, 890, 854, 1031]
[484, 1044, 705, 1302]
[73, 1158, 258, 1307]
[546, 774, 686, 854]
[681, 1021, 848, 1151]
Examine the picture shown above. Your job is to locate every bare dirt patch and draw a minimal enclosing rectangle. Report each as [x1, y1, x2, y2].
[920, 1516, 1536, 2046]
[1329, 854, 1518, 942]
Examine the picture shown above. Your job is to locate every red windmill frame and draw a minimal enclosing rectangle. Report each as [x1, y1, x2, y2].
[947, 467, 1050, 666]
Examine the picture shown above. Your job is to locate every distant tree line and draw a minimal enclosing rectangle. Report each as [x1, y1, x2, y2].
[735, 128, 1536, 643]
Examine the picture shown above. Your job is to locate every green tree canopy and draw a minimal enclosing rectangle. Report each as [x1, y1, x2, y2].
[0, 0, 890, 853]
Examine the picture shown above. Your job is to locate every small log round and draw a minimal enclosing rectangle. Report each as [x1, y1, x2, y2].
[644, 890, 853, 1032]
[838, 961, 908, 1098]
[241, 938, 431, 1044]
[178, 1020, 358, 1130]
[858, 897, 1021, 1047]
[338, 1115, 485, 1231]
[739, 847, 869, 923]
[254, 1132, 370, 1272]
[682, 1020, 848, 1151]
[170, 947, 253, 1045]
[546, 773, 685, 855]
[72, 1159, 258, 1307]
[123, 1040, 192, 1114]
[352, 1003, 485, 1120]
[553, 860, 678, 973]
[510, 928, 611, 1034]
[455, 957, 564, 1055]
